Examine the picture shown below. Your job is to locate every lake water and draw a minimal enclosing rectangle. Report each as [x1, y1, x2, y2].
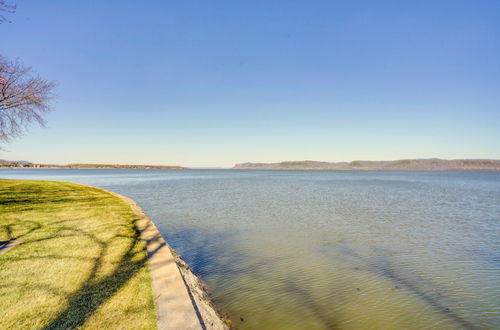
[1, 169, 499, 329]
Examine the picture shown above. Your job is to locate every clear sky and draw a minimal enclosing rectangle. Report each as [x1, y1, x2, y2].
[1, 0, 499, 167]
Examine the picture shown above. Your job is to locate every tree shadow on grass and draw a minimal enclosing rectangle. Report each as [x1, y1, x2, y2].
[44, 219, 165, 330]
[2, 216, 162, 329]
[0, 220, 42, 242]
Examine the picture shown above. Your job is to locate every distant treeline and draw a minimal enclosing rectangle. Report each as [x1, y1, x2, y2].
[0, 160, 36, 168]
[233, 159, 500, 171]
[0, 160, 188, 169]
[65, 164, 188, 169]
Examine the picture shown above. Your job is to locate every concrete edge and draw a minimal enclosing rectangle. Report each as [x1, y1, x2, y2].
[105, 190, 204, 330]
[61, 182, 230, 329]
[3, 180, 230, 329]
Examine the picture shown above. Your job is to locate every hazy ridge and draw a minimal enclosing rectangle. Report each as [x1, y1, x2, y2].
[233, 159, 500, 171]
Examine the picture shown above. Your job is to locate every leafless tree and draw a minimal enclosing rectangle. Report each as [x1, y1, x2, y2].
[0, 0, 16, 23]
[0, 54, 56, 142]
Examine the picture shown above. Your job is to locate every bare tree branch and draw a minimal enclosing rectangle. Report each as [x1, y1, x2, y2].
[0, 0, 16, 24]
[0, 54, 56, 143]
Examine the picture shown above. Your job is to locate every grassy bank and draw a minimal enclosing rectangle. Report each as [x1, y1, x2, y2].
[0, 179, 157, 329]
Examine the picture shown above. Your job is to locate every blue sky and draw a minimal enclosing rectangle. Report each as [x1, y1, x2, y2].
[1, 0, 499, 167]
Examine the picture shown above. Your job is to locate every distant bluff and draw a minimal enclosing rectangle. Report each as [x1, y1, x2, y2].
[233, 159, 500, 171]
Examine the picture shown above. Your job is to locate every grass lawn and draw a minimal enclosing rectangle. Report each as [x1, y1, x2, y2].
[0, 179, 157, 329]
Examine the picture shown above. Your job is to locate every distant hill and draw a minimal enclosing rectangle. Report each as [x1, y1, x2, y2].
[233, 159, 500, 171]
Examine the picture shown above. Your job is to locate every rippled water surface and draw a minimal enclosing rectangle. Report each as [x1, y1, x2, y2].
[2, 169, 499, 329]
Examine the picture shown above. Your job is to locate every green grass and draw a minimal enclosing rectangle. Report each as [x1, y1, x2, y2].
[0, 179, 157, 329]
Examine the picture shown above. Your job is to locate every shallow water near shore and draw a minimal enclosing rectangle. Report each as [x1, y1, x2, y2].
[2, 169, 499, 329]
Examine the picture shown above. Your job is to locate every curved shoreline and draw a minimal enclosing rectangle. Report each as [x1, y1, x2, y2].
[91, 185, 229, 330]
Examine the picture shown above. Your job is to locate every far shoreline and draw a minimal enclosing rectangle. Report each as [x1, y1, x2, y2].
[3, 167, 500, 172]
[0, 165, 189, 170]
